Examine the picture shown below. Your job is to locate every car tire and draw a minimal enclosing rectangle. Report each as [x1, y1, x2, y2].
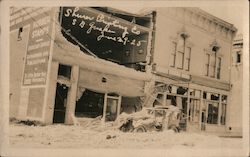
[134, 125, 147, 133]
[169, 125, 179, 133]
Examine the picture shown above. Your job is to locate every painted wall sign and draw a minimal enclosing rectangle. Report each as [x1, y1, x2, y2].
[22, 8, 54, 86]
[61, 7, 148, 48]
[10, 7, 52, 31]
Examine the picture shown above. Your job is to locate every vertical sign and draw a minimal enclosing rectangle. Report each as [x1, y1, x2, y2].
[23, 9, 53, 86]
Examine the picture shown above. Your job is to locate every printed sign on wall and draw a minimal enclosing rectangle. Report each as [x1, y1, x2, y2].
[22, 8, 54, 86]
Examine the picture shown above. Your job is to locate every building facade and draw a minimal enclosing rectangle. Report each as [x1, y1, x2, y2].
[10, 7, 241, 135]
[10, 7, 152, 125]
[142, 8, 238, 134]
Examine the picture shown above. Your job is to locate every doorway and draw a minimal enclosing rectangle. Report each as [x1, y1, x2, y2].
[201, 110, 206, 131]
[53, 83, 69, 123]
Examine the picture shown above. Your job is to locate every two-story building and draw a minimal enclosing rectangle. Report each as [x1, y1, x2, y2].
[142, 8, 238, 134]
[10, 7, 153, 125]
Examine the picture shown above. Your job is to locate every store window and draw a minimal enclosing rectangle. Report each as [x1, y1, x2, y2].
[166, 95, 176, 106]
[207, 102, 219, 124]
[153, 93, 164, 106]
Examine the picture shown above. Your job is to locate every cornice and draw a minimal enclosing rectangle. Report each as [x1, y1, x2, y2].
[157, 7, 237, 43]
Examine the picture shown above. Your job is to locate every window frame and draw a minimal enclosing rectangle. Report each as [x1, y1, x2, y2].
[170, 38, 191, 71]
[205, 51, 222, 79]
[170, 41, 177, 67]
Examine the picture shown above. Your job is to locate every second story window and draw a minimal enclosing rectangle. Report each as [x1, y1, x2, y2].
[185, 47, 191, 71]
[205, 53, 221, 79]
[205, 40, 221, 79]
[17, 27, 23, 41]
[176, 39, 185, 69]
[170, 42, 177, 67]
[170, 31, 191, 71]
[236, 51, 241, 63]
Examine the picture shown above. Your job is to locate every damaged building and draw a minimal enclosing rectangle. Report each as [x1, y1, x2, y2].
[10, 7, 241, 135]
[10, 7, 153, 125]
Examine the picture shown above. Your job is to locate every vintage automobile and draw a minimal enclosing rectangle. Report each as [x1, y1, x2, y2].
[117, 105, 183, 133]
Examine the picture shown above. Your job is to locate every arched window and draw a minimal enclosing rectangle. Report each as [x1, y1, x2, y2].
[170, 30, 191, 71]
[205, 40, 221, 79]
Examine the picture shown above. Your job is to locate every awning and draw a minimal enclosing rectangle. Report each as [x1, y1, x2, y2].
[53, 24, 152, 97]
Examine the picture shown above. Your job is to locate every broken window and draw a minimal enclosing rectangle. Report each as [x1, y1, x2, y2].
[121, 97, 142, 114]
[211, 94, 220, 101]
[153, 94, 164, 107]
[17, 27, 23, 41]
[58, 64, 71, 79]
[166, 95, 176, 106]
[177, 87, 188, 95]
[75, 89, 104, 118]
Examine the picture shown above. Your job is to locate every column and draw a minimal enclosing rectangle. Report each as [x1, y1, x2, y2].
[102, 93, 108, 125]
[218, 94, 222, 125]
[65, 65, 79, 124]
[186, 83, 190, 131]
[43, 61, 59, 124]
[199, 90, 203, 130]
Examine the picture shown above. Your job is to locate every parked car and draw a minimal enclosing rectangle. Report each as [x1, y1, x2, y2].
[117, 105, 182, 133]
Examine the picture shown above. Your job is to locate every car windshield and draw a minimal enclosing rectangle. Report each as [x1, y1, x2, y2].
[155, 110, 166, 117]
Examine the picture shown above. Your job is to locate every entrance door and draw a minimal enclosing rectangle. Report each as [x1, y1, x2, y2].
[188, 99, 201, 131]
[200, 100, 207, 131]
[53, 83, 68, 123]
[201, 110, 206, 131]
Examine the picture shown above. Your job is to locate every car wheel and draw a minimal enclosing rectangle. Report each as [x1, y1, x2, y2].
[134, 125, 147, 133]
[169, 125, 179, 133]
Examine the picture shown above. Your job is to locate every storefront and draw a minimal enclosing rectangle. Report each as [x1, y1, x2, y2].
[150, 74, 229, 132]
[12, 7, 153, 125]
